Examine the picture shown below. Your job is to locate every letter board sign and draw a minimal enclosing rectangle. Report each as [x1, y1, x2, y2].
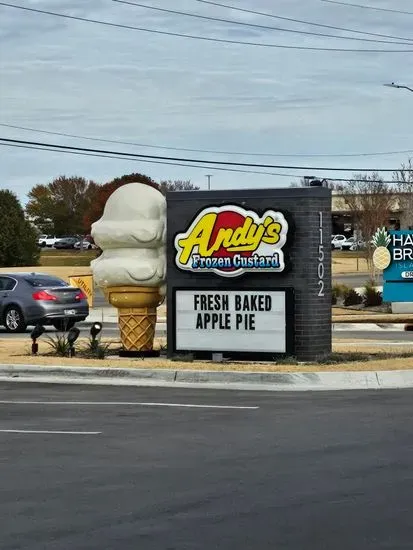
[173, 289, 294, 356]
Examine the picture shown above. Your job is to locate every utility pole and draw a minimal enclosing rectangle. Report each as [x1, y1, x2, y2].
[205, 174, 212, 190]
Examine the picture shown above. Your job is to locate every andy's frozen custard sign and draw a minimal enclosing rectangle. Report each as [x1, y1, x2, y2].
[174, 205, 289, 277]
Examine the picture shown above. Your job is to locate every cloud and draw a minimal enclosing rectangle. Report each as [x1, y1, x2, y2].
[1, 0, 413, 199]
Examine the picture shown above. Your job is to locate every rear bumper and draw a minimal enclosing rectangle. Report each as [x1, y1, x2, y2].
[25, 303, 89, 325]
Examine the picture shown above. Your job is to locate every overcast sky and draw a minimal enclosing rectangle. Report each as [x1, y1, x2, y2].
[1, 0, 413, 201]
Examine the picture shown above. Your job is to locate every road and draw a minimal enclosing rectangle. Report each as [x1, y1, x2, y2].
[0, 322, 167, 340]
[0, 383, 412, 549]
[333, 273, 383, 288]
[335, 330, 413, 342]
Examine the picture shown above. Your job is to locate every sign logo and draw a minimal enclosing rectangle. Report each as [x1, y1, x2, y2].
[174, 205, 289, 277]
[372, 227, 391, 270]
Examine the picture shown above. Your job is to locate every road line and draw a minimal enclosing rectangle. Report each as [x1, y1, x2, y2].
[0, 400, 259, 410]
[0, 429, 101, 435]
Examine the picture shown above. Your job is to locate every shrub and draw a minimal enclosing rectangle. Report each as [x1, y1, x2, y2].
[332, 290, 338, 305]
[333, 283, 349, 296]
[363, 280, 383, 307]
[343, 288, 363, 306]
[0, 190, 39, 267]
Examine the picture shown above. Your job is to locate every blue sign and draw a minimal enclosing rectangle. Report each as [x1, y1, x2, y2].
[382, 230, 413, 302]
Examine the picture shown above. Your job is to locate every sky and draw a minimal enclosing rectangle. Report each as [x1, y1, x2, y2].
[1, 0, 413, 202]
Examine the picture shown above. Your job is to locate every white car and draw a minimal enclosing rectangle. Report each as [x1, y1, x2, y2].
[38, 235, 60, 247]
[331, 235, 347, 249]
[74, 240, 97, 250]
[340, 237, 366, 251]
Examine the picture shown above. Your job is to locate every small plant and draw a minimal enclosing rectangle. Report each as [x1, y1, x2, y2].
[82, 338, 111, 359]
[45, 333, 71, 357]
[363, 279, 383, 307]
[343, 288, 363, 306]
[332, 283, 350, 305]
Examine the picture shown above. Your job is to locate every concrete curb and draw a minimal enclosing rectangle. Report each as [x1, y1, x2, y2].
[1, 365, 413, 391]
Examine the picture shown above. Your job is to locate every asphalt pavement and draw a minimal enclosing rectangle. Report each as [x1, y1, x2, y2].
[333, 273, 383, 287]
[335, 330, 413, 342]
[0, 383, 412, 549]
[0, 322, 168, 340]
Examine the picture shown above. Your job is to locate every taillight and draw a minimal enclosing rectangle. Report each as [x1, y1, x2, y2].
[75, 291, 87, 301]
[32, 290, 57, 301]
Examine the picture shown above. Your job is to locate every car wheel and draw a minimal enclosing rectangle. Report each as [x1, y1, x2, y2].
[53, 319, 76, 332]
[3, 306, 27, 333]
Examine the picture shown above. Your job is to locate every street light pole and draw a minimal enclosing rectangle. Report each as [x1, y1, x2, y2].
[384, 82, 413, 93]
[205, 174, 212, 190]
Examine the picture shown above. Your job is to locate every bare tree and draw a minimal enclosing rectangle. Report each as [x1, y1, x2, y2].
[339, 173, 396, 273]
[159, 179, 199, 193]
[393, 158, 413, 229]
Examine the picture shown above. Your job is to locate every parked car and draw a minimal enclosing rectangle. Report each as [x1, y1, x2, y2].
[339, 237, 356, 251]
[338, 237, 367, 251]
[38, 235, 60, 248]
[0, 273, 89, 333]
[74, 240, 97, 250]
[331, 234, 347, 249]
[54, 237, 79, 249]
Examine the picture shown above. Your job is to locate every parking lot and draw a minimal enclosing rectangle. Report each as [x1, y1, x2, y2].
[1, 383, 413, 549]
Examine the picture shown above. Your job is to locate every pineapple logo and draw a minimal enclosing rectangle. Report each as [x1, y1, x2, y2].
[372, 227, 391, 270]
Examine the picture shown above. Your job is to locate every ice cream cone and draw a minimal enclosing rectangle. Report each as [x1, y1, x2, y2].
[106, 286, 162, 352]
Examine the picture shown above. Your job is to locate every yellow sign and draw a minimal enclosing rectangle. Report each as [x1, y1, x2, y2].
[69, 274, 94, 307]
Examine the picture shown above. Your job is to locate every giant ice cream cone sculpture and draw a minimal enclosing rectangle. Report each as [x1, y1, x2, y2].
[91, 183, 166, 353]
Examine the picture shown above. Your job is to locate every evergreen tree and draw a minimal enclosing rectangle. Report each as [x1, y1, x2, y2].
[0, 190, 39, 267]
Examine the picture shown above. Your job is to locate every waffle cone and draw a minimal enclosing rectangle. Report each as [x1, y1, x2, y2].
[106, 286, 162, 352]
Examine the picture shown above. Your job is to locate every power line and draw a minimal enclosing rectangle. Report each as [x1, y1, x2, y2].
[0, 137, 406, 172]
[191, 0, 413, 42]
[320, 0, 413, 16]
[110, 0, 412, 45]
[0, 142, 307, 179]
[1, 142, 407, 184]
[2, 122, 413, 159]
[0, 2, 412, 52]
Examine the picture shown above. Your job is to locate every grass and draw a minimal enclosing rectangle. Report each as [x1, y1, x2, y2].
[40, 250, 98, 267]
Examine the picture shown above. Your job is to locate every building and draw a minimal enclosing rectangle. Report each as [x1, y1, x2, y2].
[331, 193, 411, 236]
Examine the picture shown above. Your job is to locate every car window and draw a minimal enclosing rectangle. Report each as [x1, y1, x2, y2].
[0, 277, 16, 291]
[24, 276, 68, 288]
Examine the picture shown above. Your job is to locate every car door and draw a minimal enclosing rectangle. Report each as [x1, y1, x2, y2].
[0, 277, 16, 321]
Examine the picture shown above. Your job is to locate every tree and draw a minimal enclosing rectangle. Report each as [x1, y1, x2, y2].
[26, 176, 99, 235]
[83, 172, 158, 230]
[83, 174, 199, 228]
[159, 179, 200, 193]
[338, 173, 396, 272]
[0, 190, 39, 267]
[393, 158, 413, 229]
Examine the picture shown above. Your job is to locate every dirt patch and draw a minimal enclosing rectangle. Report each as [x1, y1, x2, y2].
[332, 256, 369, 275]
[2, 338, 413, 372]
